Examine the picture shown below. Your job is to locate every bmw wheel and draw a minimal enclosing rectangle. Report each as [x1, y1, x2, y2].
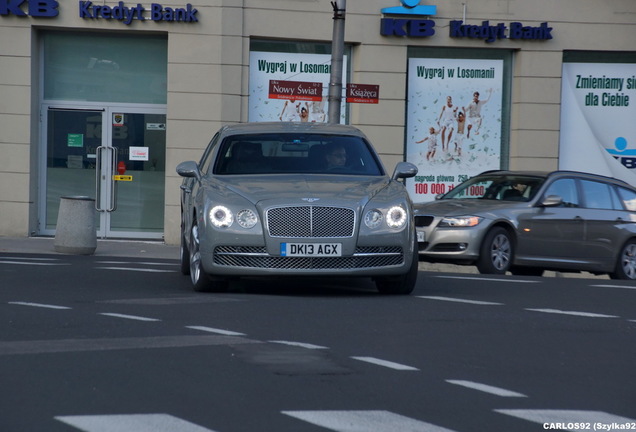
[610, 239, 636, 280]
[477, 227, 513, 274]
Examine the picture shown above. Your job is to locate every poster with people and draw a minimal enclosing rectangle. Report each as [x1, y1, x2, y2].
[560, 62, 636, 186]
[248, 51, 347, 124]
[406, 58, 504, 203]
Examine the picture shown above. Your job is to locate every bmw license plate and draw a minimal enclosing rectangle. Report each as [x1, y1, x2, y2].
[280, 243, 342, 257]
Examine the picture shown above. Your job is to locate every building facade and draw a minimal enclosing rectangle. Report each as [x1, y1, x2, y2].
[1, 0, 635, 245]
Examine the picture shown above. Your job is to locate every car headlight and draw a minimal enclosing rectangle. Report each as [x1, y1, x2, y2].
[438, 215, 482, 228]
[236, 209, 258, 229]
[209, 205, 233, 228]
[386, 206, 407, 229]
[364, 209, 384, 229]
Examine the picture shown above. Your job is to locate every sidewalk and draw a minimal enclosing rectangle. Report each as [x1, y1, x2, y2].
[0, 236, 179, 260]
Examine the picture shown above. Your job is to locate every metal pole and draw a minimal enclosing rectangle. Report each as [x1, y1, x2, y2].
[328, 0, 346, 124]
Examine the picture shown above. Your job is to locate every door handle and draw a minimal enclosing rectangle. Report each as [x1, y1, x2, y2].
[95, 146, 118, 212]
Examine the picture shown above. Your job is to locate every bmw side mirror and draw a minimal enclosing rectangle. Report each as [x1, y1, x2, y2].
[176, 161, 202, 181]
[392, 162, 418, 180]
[540, 195, 563, 207]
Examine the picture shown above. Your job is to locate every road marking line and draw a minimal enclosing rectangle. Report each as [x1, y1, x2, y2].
[185, 326, 245, 336]
[417, 296, 503, 305]
[435, 275, 540, 283]
[56, 413, 217, 432]
[97, 261, 178, 266]
[96, 266, 176, 273]
[592, 284, 636, 290]
[351, 356, 419, 371]
[8, 301, 71, 310]
[0, 260, 69, 266]
[269, 340, 329, 350]
[282, 410, 457, 432]
[525, 308, 619, 318]
[99, 313, 160, 322]
[495, 409, 636, 428]
[1, 335, 259, 356]
[446, 380, 527, 397]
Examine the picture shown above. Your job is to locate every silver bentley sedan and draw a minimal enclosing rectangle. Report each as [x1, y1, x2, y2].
[176, 122, 419, 294]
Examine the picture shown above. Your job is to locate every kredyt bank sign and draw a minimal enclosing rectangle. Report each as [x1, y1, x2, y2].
[381, 0, 553, 42]
[0, 0, 198, 23]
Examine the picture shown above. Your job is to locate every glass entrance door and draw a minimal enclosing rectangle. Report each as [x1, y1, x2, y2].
[42, 106, 166, 239]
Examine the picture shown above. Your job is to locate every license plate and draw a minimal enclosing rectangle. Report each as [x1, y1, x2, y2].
[417, 231, 426, 242]
[280, 243, 342, 257]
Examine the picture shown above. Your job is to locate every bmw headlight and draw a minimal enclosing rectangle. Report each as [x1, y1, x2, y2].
[209, 205, 233, 228]
[386, 206, 408, 229]
[438, 215, 482, 228]
[236, 209, 258, 229]
[364, 209, 383, 229]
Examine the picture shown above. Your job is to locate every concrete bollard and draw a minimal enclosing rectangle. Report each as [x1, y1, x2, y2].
[54, 196, 97, 255]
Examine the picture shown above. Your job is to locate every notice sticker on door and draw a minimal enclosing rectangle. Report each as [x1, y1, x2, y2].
[113, 113, 124, 127]
[129, 146, 149, 161]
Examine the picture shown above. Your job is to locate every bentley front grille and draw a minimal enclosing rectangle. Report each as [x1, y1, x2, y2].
[266, 206, 355, 238]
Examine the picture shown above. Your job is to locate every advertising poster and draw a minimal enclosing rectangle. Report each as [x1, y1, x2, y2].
[560, 63, 636, 186]
[406, 58, 504, 203]
[249, 51, 347, 124]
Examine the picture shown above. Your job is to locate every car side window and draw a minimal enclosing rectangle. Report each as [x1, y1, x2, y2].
[617, 186, 636, 211]
[580, 180, 615, 210]
[543, 178, 579, 207]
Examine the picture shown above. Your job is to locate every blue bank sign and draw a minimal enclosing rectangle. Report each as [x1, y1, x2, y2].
[381, 0, 553, 42]
[0, 0, 198, 23]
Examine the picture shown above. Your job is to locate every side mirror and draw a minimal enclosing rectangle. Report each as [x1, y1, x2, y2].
[176, 161, 202, 180]
[392, 162, 418, 180]
[540, 194, 563, 207]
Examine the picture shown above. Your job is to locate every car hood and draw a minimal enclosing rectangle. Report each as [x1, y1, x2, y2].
[414, 198, 530, 217]
[208, 174, 400, 207]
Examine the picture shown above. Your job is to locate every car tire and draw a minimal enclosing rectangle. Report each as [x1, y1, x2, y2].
[189, 222, 213, 292]
[476, 226, 513, 275]
[610, 239, 636, 280]
[180, 227, 190, 276]
[375, 238, 418, 295]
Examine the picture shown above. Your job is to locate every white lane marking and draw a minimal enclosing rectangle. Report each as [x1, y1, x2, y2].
[351, 356, 419, 371]
[55, 413, 217, 432]
[185, 326, 246, 336]
[269, 340, 329, 350]
[592, 284, 636, 290]
[282, 410, 457, 432]
[446, 380, 527, 397]
[525, 308, 619, 318]
[0, 260, 69, 266]
[8, 301, 71, 310]
[97, 261, 178, 266]
[96, 267, 176, 273]
[495, 409, 636, 429]
[434, 275, 540, 283]
[1, 335, 258, 356]
[0, 257, 60, 261]
[417, 296, 503, 306]
[99, 313, 160, 322]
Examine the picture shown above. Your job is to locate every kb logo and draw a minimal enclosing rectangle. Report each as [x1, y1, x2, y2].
[0, 0, 59, 17]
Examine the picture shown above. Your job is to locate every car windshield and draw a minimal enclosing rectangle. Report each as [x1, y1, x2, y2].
[212, 133, 384, 176]
[442, 174, 546, 202]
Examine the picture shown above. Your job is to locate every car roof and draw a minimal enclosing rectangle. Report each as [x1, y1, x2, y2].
[217, 122, 368, 138]
[477, 170, 633, 188]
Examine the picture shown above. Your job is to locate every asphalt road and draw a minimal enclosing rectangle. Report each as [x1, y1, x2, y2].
[0, 249, 634, 432]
